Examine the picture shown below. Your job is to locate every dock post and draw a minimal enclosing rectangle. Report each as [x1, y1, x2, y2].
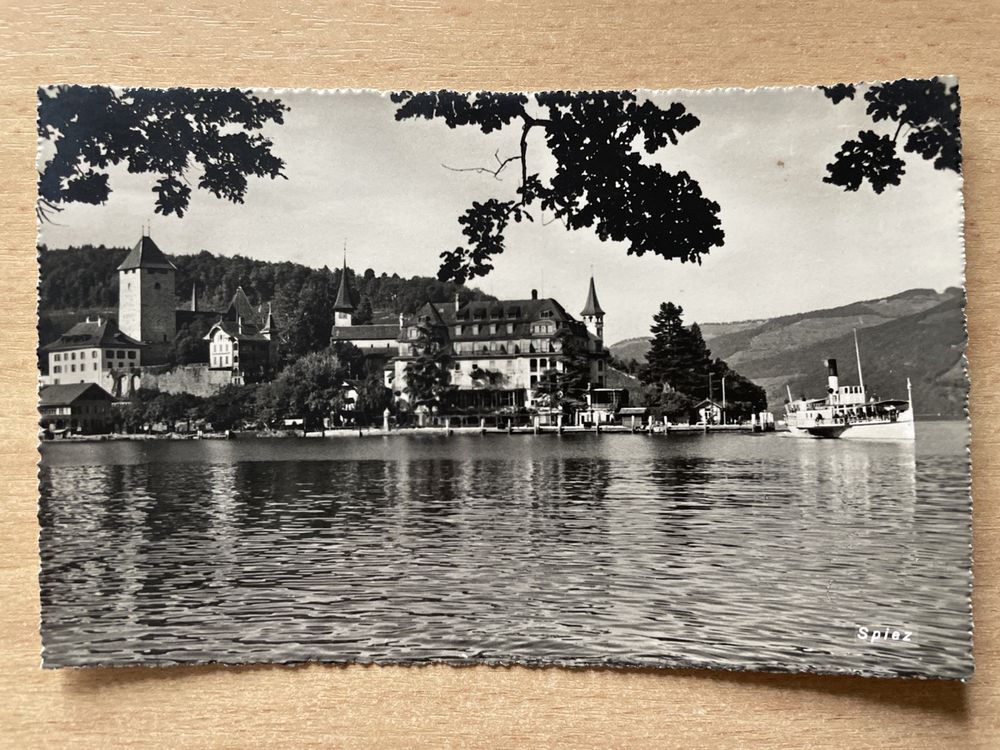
[533, 415, 540, 434]
[480, 417, 486, 434]
[557, 414, 564, 434]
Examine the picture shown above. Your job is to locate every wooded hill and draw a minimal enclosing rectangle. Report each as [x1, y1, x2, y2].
[610, 288, 967, 417]
[38, 244, 494, 363]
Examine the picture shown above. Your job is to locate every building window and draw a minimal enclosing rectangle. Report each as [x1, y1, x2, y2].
[70, 352, 76, 360]
[92, 351, 98, 358]
[93, 363, 98, 371]
[53, 365, 61, 374]
[70, 364, 76, 372]
[539, 358, 548, 370]
[116, 350, 124, 359]
[127, 351, 136, 359]
[154, 282, 161, 290]
[530, 375, 538, 386]
[54, 353, 61, 361]
[530, 358, 537, 371]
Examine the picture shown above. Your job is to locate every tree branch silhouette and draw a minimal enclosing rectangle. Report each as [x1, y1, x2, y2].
[391, 90, 724, 284]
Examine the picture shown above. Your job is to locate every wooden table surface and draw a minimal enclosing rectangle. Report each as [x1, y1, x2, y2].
[1, 2, 998, 747]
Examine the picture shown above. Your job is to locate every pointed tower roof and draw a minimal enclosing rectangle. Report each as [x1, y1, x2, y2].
[223, 286, 261, 327]
[116, 234, 177, 271]
[333, 256, 354, 313]
[580, 276, 605, 317]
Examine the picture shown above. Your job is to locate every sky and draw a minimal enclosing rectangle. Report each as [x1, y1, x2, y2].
[38, 83, 965, 345]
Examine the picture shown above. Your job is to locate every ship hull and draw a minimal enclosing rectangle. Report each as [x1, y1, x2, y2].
[786, 414, 915, 441]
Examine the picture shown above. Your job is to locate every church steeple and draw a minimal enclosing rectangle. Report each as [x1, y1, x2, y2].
[580, 275, 605, 340]
[332, 248, 354, 328]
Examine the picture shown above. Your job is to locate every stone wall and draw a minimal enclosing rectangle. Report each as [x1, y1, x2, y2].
[139, 363, 233, 397]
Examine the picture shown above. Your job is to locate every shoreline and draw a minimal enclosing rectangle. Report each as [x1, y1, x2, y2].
[41, 423, 775, 444]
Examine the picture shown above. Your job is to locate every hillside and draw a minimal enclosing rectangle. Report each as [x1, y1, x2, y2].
[610, 288, 967, 417]
[37, 245, 494, 358]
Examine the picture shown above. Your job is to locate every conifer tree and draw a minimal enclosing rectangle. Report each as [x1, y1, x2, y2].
[403, 323, 454, 411]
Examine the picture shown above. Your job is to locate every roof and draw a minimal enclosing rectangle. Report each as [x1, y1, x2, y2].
[694, 399, 724, 409]
[405, 297, 577, 342]
[205, 319, 270, 343]
[619, 407, 648, 415]
[39, 382, 114, 406]
[116, 235, 177, 271]
[224, 287, 259, 324]
[331, 324, 400, 341]
[42, 318, 144, 352]
[216, 287, 277, 334]
[580, 276, 605, 317]
[333, 257, 354, 313]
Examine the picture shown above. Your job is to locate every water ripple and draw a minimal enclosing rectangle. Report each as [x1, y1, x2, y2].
[38, 422, 972, 678]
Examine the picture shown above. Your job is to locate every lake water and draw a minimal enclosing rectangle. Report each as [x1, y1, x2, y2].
[38, 421, 973, 679]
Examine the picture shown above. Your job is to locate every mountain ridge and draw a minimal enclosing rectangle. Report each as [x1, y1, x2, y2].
[610, 287, 966, 417]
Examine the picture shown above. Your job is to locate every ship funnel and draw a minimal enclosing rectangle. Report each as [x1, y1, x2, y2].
[824, 358, 839, 393]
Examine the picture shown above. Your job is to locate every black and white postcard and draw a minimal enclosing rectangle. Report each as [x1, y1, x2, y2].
[36, 81, 971, 679]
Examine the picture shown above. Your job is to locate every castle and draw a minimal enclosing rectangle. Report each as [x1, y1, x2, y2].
[40, 233, 280, 395]
[41, 233, 623, 423]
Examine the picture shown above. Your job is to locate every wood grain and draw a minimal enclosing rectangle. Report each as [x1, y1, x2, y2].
[1, 1, 998, 747]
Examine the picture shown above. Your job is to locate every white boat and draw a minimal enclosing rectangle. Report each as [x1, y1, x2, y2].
[783, 331, 915, 441]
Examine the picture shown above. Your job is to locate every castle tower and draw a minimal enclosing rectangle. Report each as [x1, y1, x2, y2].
[117, 233, 177, 346]
[332, 254, 354, 328]
[580, 275, 605, 341]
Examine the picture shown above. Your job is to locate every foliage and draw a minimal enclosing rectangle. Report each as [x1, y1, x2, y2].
[640, 302, 705, 395]
[609, 354, 641, 375]
[641, 385, 697, 423]
[203, 384, 260, 431]
[391, 90, 724, 284]
[534, 325, 591, 413]
[256, 348, 348, 430]
[639, 301, 765, 420]
[403, 323, 454, 409]
[37, 86, 288, 221]
[354, 373, 393, 424]
[331, 341, 366, 379]
[172, 315, 213, 365]
[821, 78, 960, 193]
[38, 245, 494, 363]
[709, 359, 767, 418]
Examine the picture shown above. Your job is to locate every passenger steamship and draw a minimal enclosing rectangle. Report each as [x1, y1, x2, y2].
[784, 332, 915, 441]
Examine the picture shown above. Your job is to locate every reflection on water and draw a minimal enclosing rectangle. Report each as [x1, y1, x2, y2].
[38, 422, 972, 678]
